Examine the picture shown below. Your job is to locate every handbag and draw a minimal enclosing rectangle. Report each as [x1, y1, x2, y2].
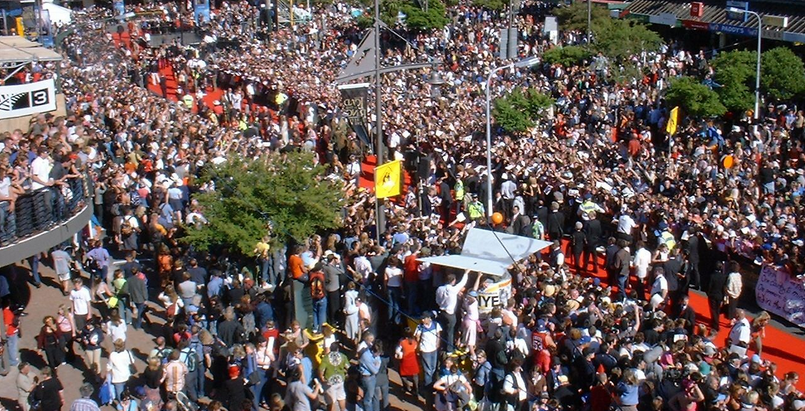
[247, 369, 261, 386]
[108, 296, 119, 308]
[29, 383, 43, 411]
[128, 352, 138, 375]
[99, 376, 114, 405]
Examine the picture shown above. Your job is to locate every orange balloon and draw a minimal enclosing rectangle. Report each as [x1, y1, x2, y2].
[722, 154, 734, 169]
[492, 212, 504, 225]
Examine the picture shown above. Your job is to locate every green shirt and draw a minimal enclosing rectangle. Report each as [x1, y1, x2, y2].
[319, 351, 348, 385]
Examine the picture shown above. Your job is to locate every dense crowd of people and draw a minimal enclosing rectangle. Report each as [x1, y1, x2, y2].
[0, 0, 804, 411]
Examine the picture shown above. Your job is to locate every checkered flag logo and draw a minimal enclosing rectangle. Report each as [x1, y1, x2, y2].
[0, 92, 24, 112]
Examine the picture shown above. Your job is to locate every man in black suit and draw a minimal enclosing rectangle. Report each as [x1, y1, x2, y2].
[672, 294, 697, 334]
[583, 211, 603, 272]
[707, 261, 727, 332]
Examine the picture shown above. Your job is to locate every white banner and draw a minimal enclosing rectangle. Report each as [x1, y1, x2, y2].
[755, 265, 805, 328]
[0, 79, 57, 120]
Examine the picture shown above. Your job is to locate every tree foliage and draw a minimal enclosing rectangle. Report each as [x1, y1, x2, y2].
[493, 88, 555, 133]
[183, 152, 345, 256]
[591, 18, 662, 63]
[761, 47, 805, 101]
[472, 0, 506, 11]
[542, 45, 592, 67]
[664, 76, 726, 118]
[712, 50, 757, 113]
[552, 1, 609, 32]
[712, 47, 805, 111]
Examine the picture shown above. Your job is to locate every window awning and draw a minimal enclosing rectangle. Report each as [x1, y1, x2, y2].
[0, 35, 63, 66]
[623, 0, 805, 41]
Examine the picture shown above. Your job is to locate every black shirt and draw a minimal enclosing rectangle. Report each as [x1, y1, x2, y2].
[34, 377, 64, 411]
[142, 366, 164, 389]
[223, 377, 247, 411]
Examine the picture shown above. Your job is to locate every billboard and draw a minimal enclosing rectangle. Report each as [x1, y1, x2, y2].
[0, 79, 57, 119]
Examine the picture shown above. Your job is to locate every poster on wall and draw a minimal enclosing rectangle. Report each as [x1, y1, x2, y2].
[755, 265, 805, 328]
[40, 10, 53, 47]
[194, 0, 210, 24]
[113, 0, 125, 18]
[0, 79, 57, 119]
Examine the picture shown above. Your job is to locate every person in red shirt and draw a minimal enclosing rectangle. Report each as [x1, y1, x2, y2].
[403, 245, 420, 316]
[3, 305, 20, 366]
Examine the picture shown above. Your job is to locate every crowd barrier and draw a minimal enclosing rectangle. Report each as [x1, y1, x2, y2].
[0, 176, 90, 246]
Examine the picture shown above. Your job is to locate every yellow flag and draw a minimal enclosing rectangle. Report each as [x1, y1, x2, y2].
[666, 106, 680, 135]
[374, 160, 402, 199]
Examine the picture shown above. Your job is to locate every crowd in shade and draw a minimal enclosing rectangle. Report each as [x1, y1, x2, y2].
[0, 0, 805, 411]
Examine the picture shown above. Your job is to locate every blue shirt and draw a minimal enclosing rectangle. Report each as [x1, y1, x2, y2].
[207, 277, 223, 298]
[359, 349, 380, 376]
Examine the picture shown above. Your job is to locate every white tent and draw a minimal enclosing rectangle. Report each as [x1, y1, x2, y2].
[43, 2, 73, 26]
[418, 228, 552, 276]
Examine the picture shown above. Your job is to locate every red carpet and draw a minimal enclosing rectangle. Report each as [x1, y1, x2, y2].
[561, 241, 805, 390]
[146, 65, 224, 114]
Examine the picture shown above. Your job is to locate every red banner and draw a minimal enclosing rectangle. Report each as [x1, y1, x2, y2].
[682, 19, 710, 30]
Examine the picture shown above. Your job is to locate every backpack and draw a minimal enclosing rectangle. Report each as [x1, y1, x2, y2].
[180, 347, 199, 373]
[310, 271, 325, 300]
[120, 216, 137, 236]
[154, 347, 170, 365]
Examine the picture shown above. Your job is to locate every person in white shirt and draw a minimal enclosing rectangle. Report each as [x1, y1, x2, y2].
[107, 339, 135, 402]
[633, 241, 652, 300]
[649, 267, 668, 310]
[435, 269, 470, 352]
[70, 278, 92, 331]
[725, 261, 743, 320]
[414, 312, 442, 390]
[30, 147, 55, 221]
[728, 310, 751, 356]
[502, 358, 528, 409]
[106, 309, 128, 343]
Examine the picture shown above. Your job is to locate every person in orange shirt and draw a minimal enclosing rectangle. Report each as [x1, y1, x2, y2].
[288, 245, 308, 281]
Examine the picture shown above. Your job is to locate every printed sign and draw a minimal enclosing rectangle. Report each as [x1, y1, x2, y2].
[755, 265, 805, 328]
[337, 83, 371, 148]
[478, 277, 512, 314]
[193, 0, 211, 24]
[0, 79, 57, 119]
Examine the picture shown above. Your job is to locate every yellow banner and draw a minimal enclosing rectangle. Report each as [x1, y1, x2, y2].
[666, 106, 679, 135]
[374, 160, 402, 199]
[15, 17, 24, 37]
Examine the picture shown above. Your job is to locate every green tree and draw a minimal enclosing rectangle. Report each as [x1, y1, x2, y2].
[493, 88, 555, 133]
[591, 18, 662, 63]
[712, 49, 756, 112]
[183, 152, 345, 256]
[472, 0, 506, 11]
[399, 0, 449, 30]
[664, 76, 726, 118]
[542, 45, 592, 67]
[553, 1, 609, 32]
[761, 47, 805, 101]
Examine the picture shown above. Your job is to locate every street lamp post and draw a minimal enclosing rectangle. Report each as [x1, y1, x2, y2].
[728, 7, 762, 120]
[484, 56, 539, 218]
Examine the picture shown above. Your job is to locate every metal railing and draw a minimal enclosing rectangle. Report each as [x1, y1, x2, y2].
[0, 175, 90, 246]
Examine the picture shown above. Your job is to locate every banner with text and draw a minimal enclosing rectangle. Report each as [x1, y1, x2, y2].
[337, 83, 371, 148]
[0, 79, 57, 119]
[755, 265, 805, 328]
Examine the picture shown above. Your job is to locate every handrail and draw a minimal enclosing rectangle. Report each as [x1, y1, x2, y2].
[0, 174, 92, 246]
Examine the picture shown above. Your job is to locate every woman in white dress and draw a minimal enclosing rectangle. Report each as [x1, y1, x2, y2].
[460, 274, 482, 357]
[343, 282, 360, 344]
